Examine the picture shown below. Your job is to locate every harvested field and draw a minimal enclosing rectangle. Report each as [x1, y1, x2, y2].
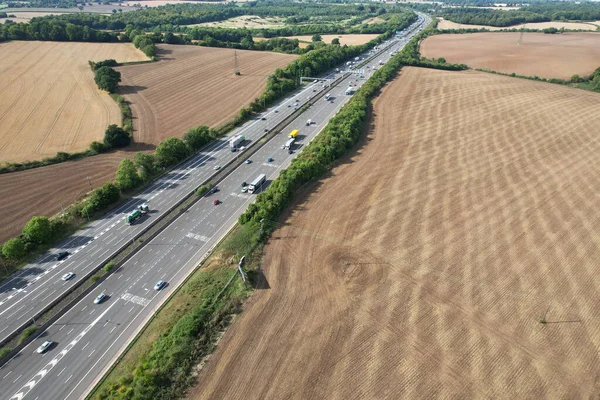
[123, 0, 202, 7]
[116, 45, 297, 145]
[0, 12, 71, 23]
[421, 32, 600, 79]
[189, 67, 600, 399]
[194, 15, 286, 29]
[0, 41, 147, 163]
[0, 150, 132, 244]
[437, 17, 598, 31]
[281, 34, 380, 45]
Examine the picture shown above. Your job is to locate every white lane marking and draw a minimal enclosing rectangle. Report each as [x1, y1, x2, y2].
[10, 300, 118, 400]
[262, 162, 279, 168]
[57, 367, 66, 377]
[13, 374, 22, 383]
[3, 370, 12, 379]
[65, 374, 73, 384]
[87, 349, 95, 358]
[185, 232, 209, 242]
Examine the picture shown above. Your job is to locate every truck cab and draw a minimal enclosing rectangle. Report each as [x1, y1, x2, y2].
[306, 119, 312, 126]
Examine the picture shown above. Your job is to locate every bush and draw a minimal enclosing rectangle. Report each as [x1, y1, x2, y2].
[2, 237, 26, 260]
[89, 59, 118, 71]
[0, 347, 12, 359]
[183, 126, 214, 151]
[195, 183, 212, 197]
[23, 216, 52, 244]
[94, 66, 121, 93]
[115, 159, 141, 191]
[90, 141, 110, 154]
[81, 182, 121, 218]
[103, 261, 116, 273]
[104, 124, 131, 148]
[155, 137, 191, 167]
[18, 326, 37, 344]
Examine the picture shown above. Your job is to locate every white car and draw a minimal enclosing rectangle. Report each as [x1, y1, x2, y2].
[154, 280, 167, 291]
[94, 292, 107, 304]
[241, 186, 248, 193]
[61, 272, 75, 281]
[213, 165, 220, 170]
[37, 340, 53, 354]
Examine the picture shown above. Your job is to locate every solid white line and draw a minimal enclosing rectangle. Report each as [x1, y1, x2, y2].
[3, 370, 12, 379]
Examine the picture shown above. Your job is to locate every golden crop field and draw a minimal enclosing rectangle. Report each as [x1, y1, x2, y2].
[189, 67, 600, 399]
[421, 32, 600, 79]
[0, 41, 147, 163]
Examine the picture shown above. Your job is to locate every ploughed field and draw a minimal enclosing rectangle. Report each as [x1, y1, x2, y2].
[421, 32, 600, 79]
[189, 67, 600, 399]
[0, 41, 147, 163]
[116, 45, 297, 145]
[437, 18, 599, 31]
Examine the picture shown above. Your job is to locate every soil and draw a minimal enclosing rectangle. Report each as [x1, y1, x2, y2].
[0, 41, 147, 163]
[187, 67, 600, 399]
[116, 45, 297, 145]
[437, 18, 599, 31]
[421, 32, 600, 79]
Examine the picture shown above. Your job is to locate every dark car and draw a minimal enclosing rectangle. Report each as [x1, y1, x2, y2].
[261, 117, 266, 121]
[56, 251, 69, 261]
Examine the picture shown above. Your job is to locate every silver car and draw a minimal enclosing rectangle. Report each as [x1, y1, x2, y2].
[37, 340, 53, 354]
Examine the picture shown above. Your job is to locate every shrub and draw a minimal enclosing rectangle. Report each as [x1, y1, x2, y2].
[196, 183, 212, 197]
[104, 261, 116, 273]
[23, 216, 52, 244]
[18, 326, 37, 344]
[89, 59, 118, 71]
[155, 137, 191, 167]
[115, 159, 141, 191]
[2, 237, 26, 260]
[183, 126, 214, 151]
[90, 141, 110, 154]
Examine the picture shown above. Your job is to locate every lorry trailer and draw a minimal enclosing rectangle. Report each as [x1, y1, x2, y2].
[248, 174, 267, 193]
[230, 134, 245, 151]
[283, 138, 295, 150]
[125, 204, 150, 224]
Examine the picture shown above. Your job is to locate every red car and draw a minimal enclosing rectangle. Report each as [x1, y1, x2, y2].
[213, 199, 220, 205]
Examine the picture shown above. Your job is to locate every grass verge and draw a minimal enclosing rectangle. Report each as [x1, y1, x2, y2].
[88, 222, 263, 400]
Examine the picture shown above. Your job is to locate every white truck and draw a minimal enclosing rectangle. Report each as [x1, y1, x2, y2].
[248, 174, 267, 193]
[325, 93, 331, 100]
[229, 134, 245, 151]
[283, 138, 295, 150]
[345, 86, 355, 95]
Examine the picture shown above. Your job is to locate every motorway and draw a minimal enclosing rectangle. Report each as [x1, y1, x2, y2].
[1, 15, 429, 400]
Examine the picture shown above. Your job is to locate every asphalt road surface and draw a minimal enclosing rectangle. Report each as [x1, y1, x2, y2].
[1, 15, 429, 400]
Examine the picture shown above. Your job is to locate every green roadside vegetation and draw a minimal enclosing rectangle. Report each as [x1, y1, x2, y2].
[89, 18, 471, 400]
[90, 223, 260, 400]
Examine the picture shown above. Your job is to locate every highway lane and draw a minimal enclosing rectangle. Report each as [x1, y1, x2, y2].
[1, 15, 430, 400]
[0, 63, 340, 344]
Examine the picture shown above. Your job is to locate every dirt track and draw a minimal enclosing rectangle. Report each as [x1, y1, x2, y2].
[116, 45, 297, 145]
[189, 67, 600, 399]
[421, 32, 600, 79]
[0, 41, 147, 163]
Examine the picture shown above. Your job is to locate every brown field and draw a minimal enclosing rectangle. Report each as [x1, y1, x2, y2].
[281, 34, 380, 45]
[437, 17, 598, 31]
[189, 67, 600, 399]
[116, 45, 297, 145]
[422, 32, 600, 79]
[0, 41, 147, 163]
[362, 16, 386, 24]
[0, 151, 131, 244]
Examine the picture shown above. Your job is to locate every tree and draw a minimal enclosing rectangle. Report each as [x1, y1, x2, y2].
[22, 216, 52, 244]
[104, 124, 131, 148]
[155, 137, 190, 167]
[183, 126, 213, 151]
[312, 33, 322, 42]
[94, 66, 121, 93]
[331, 37, 340, 45]
[134, 152, 156, 181]
[2, 237, 26, 260]
[115, 159, 140, 191]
